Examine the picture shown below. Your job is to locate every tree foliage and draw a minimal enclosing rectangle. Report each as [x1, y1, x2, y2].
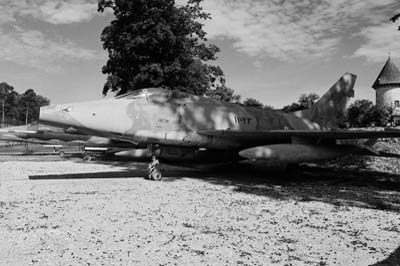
[242, 98, 274, 109]
[98, 0, 226, 96]
[0, 82, 50, 126]
[346, 99, 392, 127]
[282, 93, 320, 112]
[263, 105, 274, 110]
[18, 89, 50, 123]
[243, 98, 264, 108]
[0, 82, 19, 123]
[298, 93, 320, 108]
[390, 13, 400, 30]
[205, 86, 241, 103]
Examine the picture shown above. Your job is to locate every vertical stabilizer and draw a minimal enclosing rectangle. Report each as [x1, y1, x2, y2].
[294, 73, 356, 128]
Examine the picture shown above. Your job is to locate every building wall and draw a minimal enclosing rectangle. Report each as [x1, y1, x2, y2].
[376, 85, 400, 109]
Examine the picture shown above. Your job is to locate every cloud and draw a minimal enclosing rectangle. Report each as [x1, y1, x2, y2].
[0, 1, 104, 72]
[26, 0, 98, 24]
[1, 0, 397, 69]
[354, 23, 400, 62]
[0, 27, 101, 73]
[1, 0, 98, 25]
[192, 0, 398, 61]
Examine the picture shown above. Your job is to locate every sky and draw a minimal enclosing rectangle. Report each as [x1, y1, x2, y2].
[0, 0, 399, 108]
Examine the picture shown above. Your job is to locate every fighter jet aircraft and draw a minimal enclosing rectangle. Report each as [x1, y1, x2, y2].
[39, 73, 400, 180]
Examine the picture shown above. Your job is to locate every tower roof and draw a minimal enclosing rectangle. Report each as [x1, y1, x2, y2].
[372, 56, 400, 89]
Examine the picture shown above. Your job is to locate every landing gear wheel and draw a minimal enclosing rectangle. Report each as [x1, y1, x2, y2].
[147, 152, 161, 181]
[58, 150, 65, 158]
[83, 154, 92, 161]
[148, 169, 162, 181]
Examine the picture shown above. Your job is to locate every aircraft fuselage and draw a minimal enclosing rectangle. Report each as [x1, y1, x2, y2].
[40, 89, 323, 150]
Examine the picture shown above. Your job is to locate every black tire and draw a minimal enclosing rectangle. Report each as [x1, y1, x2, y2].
[149, 169, 162, 181]
[83, 155, 92, 162]
[58, 151, 65, 158]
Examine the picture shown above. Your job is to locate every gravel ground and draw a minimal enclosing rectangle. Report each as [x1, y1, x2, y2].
[0, 157, 399, 266]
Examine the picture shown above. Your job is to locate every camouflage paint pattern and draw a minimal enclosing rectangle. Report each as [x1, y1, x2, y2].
[40, 74, 356, 150]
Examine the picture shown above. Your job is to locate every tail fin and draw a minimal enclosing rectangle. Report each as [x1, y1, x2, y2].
[294, 73, 356, 128]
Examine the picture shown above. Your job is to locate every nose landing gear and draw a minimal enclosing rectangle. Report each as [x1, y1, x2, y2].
[147, 155, 162, 181]
[81, 150, 92, 161]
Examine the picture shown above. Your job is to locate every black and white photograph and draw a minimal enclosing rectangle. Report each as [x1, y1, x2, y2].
[0, 0, 399, 265]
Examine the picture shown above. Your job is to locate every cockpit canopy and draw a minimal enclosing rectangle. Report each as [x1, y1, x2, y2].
[116, 88, 191, 102]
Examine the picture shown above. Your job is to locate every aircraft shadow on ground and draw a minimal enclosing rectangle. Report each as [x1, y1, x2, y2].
[371, 245, 400, 266]
[37, 158, 400, 213]
[206, 165, 400, 213]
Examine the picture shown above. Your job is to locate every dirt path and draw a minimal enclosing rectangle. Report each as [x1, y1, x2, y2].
[0, 158, 399, 265]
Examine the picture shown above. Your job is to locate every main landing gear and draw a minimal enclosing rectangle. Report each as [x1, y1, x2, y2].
[147, 155, 162, 181]
[82, 151, 92, 162]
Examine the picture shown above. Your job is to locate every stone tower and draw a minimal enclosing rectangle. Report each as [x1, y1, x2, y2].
[372, 56, 400, 109]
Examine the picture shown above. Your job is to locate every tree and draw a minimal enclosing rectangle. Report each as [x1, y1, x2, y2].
[298, 93, 320, 109]
[242, 98, 274, 109]
[243, 98, 264, 108]
[0, 82, 19, 125]
[347, 100, 373, 127]
[18, 89, 50, 124]
[282, 102, 302, 113]
[98, 0, 226, 96]
[390, 13, 400, 30]
[346, 100, 391, 127]
[0, 82, 49, 126]
[206, 86, 241, 103]
[369, 106, 392, 126]
[282, 92, 320, 112]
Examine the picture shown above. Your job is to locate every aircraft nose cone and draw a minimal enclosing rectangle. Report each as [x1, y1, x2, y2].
[39, 105, 68, 126]
[39, 105, 55, 123]
[39, 106, 50, 120]
[238, 148, 255, 159]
